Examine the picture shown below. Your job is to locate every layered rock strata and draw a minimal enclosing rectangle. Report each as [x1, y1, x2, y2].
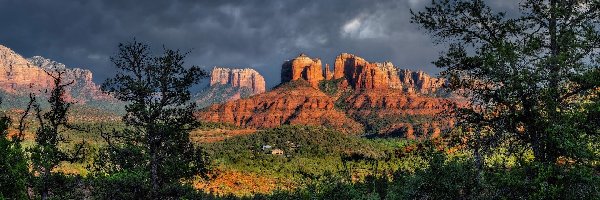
[197, 81, 363, 134]
[332, 53, 444, 93]
[0, 45, 111, 103]
[281, 53, 324, 88]
[210, 67, 266, 94]
[197, 53, 460, 138]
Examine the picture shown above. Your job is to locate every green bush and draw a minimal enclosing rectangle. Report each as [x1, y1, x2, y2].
[0, 114, 28, 199]
[484, 162, 600, 199]
[318, 78, 345, 96]
[92, 170, 150, 199]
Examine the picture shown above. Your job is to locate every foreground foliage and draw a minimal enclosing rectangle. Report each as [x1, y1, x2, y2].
[92, 40, 210, 199]
[411, 0, 600, 165]
[0, 101, 28, 199]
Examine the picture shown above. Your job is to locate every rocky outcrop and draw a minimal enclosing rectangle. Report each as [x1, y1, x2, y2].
[333, 53, 401, 90]
[333, 53, 361, 80]
[398, 69, 445, 94]
[195, 67, 266, 108]
[341, 91, 457, 138]
[0, 46, 52, 94]
[0, 45, 111, 103]
[197, 81, 363, 134]
[197, 52, 459, 139]
[210, 67, 266, 94]
[279, 52, 444, 94]
[323, 64, 334, 80]
[331, 54, 454, 137]
[281, 53, 324, 88]
[332, 53, 443, 93]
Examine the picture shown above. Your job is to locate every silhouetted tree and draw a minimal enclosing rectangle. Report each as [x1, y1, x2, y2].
[25, 71, 87, 200]
[412, 0, 600, 165]
[99, 40, 209, 198]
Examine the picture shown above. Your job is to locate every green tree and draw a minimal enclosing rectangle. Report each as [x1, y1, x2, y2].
[98, 40, 209, 198]
[26, 71, 87, 200]
[0, 99, 28, 199]
[412, 0, 600, 165]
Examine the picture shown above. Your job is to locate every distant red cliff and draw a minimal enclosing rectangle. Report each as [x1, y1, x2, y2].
[0, 45, 112, 103]
[210, 67, 266, 94]
[195, 67, 266, 108]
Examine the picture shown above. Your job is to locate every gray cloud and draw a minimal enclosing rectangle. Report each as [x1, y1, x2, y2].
[0, 0, 518, 88]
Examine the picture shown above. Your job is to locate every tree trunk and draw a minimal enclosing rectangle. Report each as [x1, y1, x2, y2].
[151, 148, 158, 197]
[549, 0, 560, 109]
[473, 128, 483, 170]
[41, 168, 50, 200]
[531, 130, 545, 162]
[534, 0, 559, 164]
[549, 0, 559, 91]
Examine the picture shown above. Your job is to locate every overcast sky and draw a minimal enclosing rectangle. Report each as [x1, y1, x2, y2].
[0, 0, 520, 88]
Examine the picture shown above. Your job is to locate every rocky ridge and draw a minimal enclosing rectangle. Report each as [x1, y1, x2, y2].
[0, 43, 456, 138]
[0, 45, 111, 103]
[197, 53, 459, 138]
[332, 53, 445, 93]
[281, 53, 445, 94]
[198, 81, 363, 134]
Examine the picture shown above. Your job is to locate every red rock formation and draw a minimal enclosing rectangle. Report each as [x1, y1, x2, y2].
[195, 67, 266, 108]
[333, 53, 402, 91]
[0, 45, 111, 103]
[329, 53, 457, 138]
[197, 81, 363, 134]
[210, 67, 266, 94]
[332, 53, 445, 94]
[342, 91, 456, 138]
[323, 64, 334, 80]
[281, 53, 324, 88]
[376, 62, 402, 89]
[0, 47, 53, 94]
[333, 53, 359, 80]
[197, 52, 458, 139]
[398, 69, 445, 94]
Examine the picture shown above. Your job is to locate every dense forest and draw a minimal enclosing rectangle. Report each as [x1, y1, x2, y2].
[1, 0, 599, 199]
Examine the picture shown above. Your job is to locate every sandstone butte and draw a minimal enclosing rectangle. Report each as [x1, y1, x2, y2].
[210, 67, 266, 95]
[195, 67, 266, 108]
[197, 53, 462, 138]
[0, 44, 111, 103]
[281, 53, 324, 88]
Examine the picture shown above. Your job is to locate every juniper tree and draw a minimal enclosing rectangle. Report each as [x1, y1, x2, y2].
[25, 71, 87, 200]
[412, 0, 600, 165]
[99, 40, 209, 198]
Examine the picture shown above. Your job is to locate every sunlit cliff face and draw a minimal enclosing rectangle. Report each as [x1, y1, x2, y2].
[196, 53, 460, 138]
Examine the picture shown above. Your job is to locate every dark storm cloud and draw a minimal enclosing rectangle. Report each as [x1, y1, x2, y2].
[0, 0, 519, 88]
